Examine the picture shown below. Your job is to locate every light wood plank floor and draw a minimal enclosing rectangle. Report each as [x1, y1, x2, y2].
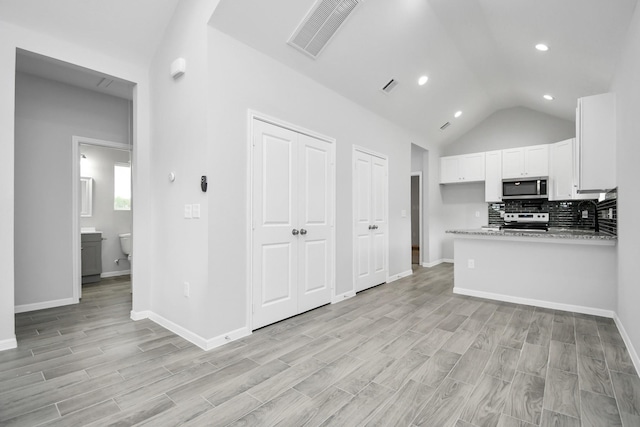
[2, 265, 640, 426]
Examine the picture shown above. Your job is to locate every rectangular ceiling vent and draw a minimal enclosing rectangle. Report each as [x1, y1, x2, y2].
[440, 121, 451, 131]
[288, 0, 360, 59]
[381, 79, 398, 94]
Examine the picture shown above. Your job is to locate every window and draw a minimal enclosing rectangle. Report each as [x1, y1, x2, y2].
[114, 163, 131, 210]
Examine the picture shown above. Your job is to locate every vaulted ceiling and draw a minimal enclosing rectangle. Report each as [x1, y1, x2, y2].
[210, 0, 638, 146]
[2, 0, 637, 147]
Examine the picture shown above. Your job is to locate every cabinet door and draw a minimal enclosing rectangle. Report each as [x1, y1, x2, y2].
[460, 153, 485, 182]
[485, 150, 502, 202]
[549, 139, 573, 201]
[81, 240, 102, 276]
[524, 145, 549, 177]
[440, 156, 460, 183]
[502, 148, 524, 179]
[577, 93, 616, 192]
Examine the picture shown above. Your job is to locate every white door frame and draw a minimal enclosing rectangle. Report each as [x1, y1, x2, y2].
[352, 145, 389, 290]
[247, 110, 336, 331]
[411, 172, 423, 265]
[71, 136, 132, 302]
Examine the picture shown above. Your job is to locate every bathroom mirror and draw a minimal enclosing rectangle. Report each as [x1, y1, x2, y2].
[80, 177, 93, 217]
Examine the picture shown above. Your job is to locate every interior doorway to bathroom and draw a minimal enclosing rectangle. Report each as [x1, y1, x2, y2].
[72, 138, 133, 300]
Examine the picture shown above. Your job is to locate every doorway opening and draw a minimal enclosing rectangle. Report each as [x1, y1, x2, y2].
[73, 139, 133, 300]
[13, 49, 135, 317]
[411, 173, 422, 266]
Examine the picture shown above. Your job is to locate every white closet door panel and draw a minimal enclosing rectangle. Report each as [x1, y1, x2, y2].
[354, 149, 388, 293]
[252, 120, 299, 329]
[297, 134, 332, 312]
[370, 155, 388, 286]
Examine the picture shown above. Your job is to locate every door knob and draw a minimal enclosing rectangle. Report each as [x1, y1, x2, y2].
[300, 229, 307, 235]
[292, 229, 299, 235]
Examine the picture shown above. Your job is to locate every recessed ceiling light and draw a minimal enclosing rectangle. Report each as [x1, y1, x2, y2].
[454, 111, 463, 118]
[535, 43, 549, 52]
[418, 75, 429, 86]
[543, 94, 554, 101]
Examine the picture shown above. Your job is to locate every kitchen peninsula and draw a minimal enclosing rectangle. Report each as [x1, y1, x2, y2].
[447, 228, 617, 317]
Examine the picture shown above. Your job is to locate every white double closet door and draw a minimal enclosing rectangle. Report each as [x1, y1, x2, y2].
[252, 119, 334, 330]
[354, 148, 388, 292]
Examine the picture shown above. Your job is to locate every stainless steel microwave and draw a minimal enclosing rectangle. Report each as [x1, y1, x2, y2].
[502, 178, 548, 200]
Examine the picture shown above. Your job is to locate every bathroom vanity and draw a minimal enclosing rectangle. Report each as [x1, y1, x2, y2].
[81, 232, 102, 284]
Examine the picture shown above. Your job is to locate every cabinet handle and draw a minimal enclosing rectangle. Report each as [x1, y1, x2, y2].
[292, 229, 299, 235]
[300, 229, 307, 235]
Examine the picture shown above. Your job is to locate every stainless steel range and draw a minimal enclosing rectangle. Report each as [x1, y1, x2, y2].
[502, 212, 549, 232]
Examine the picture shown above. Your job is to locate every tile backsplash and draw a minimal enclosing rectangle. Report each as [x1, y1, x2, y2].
[488, 190, 617, 236]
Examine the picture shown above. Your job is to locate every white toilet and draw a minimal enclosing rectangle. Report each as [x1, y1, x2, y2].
[118, 233, 132, 261]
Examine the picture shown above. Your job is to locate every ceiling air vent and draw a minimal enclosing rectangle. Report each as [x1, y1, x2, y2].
[440, 122, 451, 131]
[381, 78, 398, 94]
[288, 0, 360, 59]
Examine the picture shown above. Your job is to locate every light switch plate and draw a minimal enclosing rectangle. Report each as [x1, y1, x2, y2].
[401, 210, 407, 217]
[192, 204, 201, 219]
[184, 204, 192, 219]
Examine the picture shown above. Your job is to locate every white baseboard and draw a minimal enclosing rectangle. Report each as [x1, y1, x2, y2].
[0, 337, 17, 351]
[101, 270, 131, 278]
[130, 310, 152, 321]
[130, 310, 251, 351]
[15, 297, 78, 314]
[387, 269, 413, 283]
[332, 290, 356, 304]
[614, 313, 640, 377]
[422, 259, 453, 268]
[453, 287, 616, 319]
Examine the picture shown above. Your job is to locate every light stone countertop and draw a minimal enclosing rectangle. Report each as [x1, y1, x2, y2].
[446, 228, 617, 241]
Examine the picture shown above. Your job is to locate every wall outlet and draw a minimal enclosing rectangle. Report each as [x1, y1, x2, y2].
[183, 282, 190, 297]
[192, 204, 201, 219]
[184, 204, 192, 219]
[401, 209, 407, 218]
[475, 211, 480, 218]
[467, 259, 475, 269]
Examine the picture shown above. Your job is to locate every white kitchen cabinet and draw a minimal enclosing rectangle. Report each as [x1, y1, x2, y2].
[485, 150, 502, 202]
[440, 152, 485, 184]
[502, 144, 549, 179]
[549, 138, 598, 201]
[549, 139, 574, 201]
[576, 93, 616, 192]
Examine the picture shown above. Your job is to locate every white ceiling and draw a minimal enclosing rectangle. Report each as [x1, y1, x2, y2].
[210, 0, 638, 146]
[0, 0, 180, 66]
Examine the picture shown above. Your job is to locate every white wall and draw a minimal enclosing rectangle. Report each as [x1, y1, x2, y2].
[14, 72, 131, 308]
[80, 144, 132, 276]
[611, 4, 640, 365]
[442, 106, 575, 156]
[203, 27, 441, 339]
[146, 0, 220, 341]
[437, 107, 575, 259]
[0, 20, 152, 349]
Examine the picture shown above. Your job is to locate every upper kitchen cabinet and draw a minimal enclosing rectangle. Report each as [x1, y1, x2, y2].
[576, 93, 616, 193]
[502, 144, 549, 179]
[549, 139, 597, 201]
[440, 152, 485, 184]
[485, 150, 502, 202]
